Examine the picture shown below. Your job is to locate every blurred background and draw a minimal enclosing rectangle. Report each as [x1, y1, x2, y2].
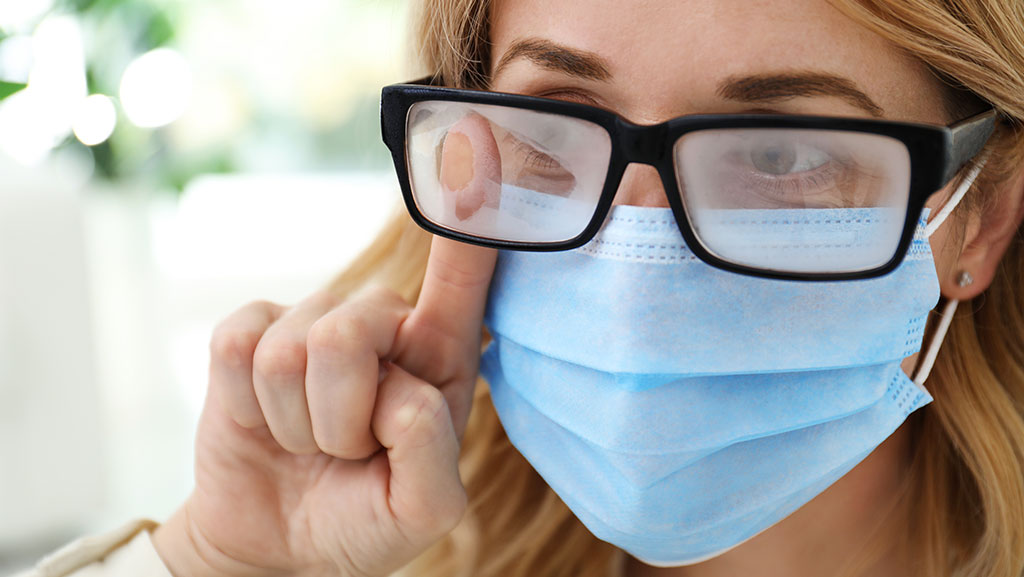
[0, 0, 410, 570]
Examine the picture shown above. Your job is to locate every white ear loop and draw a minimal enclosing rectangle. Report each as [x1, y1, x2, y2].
[924, 155, 988, 238]
[912, 298, 957, 387]
[912, 155, 987, 388]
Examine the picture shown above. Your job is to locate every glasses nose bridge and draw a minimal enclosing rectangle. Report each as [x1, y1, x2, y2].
[609, 120, 676, 210]
[616, 120, 669, 166]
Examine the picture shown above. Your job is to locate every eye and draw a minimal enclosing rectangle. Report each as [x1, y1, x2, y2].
[497, 130, 577, 195]
[749, 140, 831, 175]
[512, 139, 562, 170]
[501, 131, 568, 172]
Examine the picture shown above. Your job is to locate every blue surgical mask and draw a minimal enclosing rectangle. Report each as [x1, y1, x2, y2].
[479, 165, 980, 565]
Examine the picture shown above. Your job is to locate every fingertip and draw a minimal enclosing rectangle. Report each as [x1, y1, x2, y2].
[440, 113, 502, 222]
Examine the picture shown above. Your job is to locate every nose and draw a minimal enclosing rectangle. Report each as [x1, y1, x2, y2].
[612, 164, 671, 208]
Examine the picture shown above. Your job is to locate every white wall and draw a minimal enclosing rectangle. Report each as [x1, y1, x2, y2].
[0, 155, 104, 552]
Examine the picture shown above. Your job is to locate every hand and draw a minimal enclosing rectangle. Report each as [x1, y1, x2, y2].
[152, 236, 497, 577]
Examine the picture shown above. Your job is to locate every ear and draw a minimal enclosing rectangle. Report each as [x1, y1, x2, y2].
[942, 166, 1024, 299]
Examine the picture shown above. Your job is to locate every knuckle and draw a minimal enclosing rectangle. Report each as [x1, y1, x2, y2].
[253, 336, 308, 379]
[306, 289, 341, 310]
[307, 313, 367, 355]
[241, 299, 280, 314]
[209, 325, 263, 368]
[362, 285, 407, 309]
[353, 282, 394, 299]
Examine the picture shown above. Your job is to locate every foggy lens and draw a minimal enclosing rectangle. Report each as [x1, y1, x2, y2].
[674, 128, 912, 273]
[406, 101, 612, 244]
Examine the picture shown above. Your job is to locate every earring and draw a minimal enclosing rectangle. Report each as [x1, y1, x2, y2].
[957, 271, 974, 287]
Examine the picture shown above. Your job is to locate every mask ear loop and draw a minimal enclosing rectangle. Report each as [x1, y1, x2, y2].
[912, 155, 987, 387]
[923, 155, 988, 237]
[912, 299, 957, 387]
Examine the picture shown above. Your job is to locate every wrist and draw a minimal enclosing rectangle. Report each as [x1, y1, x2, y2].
[152, 502, 278, 577]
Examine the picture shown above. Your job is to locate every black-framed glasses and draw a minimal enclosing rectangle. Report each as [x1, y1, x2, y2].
[380, 77, 997, 281]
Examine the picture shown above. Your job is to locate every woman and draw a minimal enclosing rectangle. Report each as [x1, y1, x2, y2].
[24, 0, 1024, 576]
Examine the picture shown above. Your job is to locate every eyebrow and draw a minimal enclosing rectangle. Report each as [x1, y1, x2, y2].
[493, 40, 885, 118]
[717, 73, 885, 117]
[493, 38, 612, 82]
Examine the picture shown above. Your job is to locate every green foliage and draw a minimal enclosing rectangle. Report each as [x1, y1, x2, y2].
[0, 81, 26, 101]
[46, 0, 183, 187]
[59, 0, 176, 54]
[59, 0, 137, 14]
[3, 1, 396, 192]
[1, 25, 26, 102]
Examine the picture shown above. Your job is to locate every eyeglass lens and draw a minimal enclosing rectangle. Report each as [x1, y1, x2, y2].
[407, 100, 612, 243]
[406, 100, 913, 274]
[674, 129, 911, 273]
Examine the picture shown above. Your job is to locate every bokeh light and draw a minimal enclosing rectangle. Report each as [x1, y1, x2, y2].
[0, 0, 54, 33]
[0, 35, 34, 83]
[0, 14, 85, 165]
[119, 47, 192, 128]
[73, 94, 117, 146]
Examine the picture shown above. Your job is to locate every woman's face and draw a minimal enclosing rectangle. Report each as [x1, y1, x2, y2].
[487, 0, 965, 282]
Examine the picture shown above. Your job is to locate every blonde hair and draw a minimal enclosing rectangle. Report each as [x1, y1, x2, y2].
[328, 1, 1024, 575]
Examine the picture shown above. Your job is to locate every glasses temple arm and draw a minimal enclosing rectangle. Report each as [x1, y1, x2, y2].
[943, 108, 998, 184]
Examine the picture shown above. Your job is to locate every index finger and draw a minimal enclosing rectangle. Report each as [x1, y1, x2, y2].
[410, 234, 497, 356]
[401, 235, 495, 434]
[397, 111, 501, 431]
[408, 110, 502, 351]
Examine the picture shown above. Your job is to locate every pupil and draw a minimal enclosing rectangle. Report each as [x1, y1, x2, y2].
[752, 141, 796, 175]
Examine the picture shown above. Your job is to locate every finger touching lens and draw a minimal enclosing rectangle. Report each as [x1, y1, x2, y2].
[399, 234, 498, 435]
[407, 101, 611, 244]
[439, 113, 502, 222]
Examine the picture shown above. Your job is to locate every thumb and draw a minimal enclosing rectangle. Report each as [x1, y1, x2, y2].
[371, 362, 467, 541]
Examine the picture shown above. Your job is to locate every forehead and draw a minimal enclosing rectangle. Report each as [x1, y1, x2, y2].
[488, 0, 947, 124]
